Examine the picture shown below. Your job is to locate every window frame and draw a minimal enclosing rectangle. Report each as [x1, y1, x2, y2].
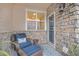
[25, 9, 47, 31]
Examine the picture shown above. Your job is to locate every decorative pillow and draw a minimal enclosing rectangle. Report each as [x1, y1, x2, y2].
[17, 38, 26, 44]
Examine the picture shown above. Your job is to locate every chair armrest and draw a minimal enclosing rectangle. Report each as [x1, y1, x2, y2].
[11, 42, 20, 51]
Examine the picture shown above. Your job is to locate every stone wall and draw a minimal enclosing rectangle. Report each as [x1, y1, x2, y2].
[47, 3, 79, 55]
[12, 31, 47, 44]
[55, 4, 75, 54]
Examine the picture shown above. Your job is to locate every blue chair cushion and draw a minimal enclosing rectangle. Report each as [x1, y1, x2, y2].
[14, 33, 32, 48]
[20, 40, 32, 48]
[22, 45, 41, 56]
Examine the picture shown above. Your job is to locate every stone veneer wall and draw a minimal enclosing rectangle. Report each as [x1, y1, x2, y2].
[0, 31, 47, 55]
[0, 32, 12, 55]
[12, 31, 47, 44]
[55, 3, 75, 54]
[47, 3, 79, 55]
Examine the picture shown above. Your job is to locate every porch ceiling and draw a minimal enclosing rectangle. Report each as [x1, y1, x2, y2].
[13, 3, 51, 11]
[0, 3, 51, 11]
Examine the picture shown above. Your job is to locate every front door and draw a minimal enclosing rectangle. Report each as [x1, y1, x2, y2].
[49, 15, 54, 44]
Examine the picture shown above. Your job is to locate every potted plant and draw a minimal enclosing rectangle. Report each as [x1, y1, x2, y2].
[0, 41, 9, 56]
[68, 43, 79, 56]
[0, 50, 9, 56]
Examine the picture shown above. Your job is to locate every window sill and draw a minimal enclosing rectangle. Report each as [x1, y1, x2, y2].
[25, 30, 47, 32]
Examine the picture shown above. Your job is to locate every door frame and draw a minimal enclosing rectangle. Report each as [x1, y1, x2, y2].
[47, 12, 56, 48]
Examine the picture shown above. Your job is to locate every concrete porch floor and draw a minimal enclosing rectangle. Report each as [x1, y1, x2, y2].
[41, 44, 62, 56]
[10, 43, 62, 56]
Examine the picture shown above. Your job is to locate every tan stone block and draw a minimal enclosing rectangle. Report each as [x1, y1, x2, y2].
[75, 6, 79, 10]
[63, 15, 69, 19]
[76, 15, 79, 19]
[75, 11, 79, 14]
[70, 7, 76, 12]
[69, 15, 76, 20]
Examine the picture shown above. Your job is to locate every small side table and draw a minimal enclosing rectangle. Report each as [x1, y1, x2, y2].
[33, 39, 39, 44]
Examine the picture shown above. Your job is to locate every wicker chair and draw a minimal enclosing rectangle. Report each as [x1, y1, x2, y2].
[11, 33, 43, 56]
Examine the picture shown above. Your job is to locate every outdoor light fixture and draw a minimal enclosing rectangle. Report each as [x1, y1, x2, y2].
[59, 3, 65, 13]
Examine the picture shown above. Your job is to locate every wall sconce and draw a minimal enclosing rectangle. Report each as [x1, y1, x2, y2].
[59, 3, 65, 13]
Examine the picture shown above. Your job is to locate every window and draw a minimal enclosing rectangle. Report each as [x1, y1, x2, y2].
[26, 9, 46, 31]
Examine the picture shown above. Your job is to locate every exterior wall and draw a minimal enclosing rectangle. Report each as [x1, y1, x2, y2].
[0, 4, 12, 32]
[12, 6, 26, 31]
[47, 3, 79, 55]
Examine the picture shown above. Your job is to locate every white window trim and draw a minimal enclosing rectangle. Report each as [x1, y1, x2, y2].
[25, 8, 46, 31]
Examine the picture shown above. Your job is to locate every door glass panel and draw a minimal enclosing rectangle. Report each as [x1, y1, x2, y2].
[37, 22, 45, 30]
[49, 31, 54, 43]
[27, 21, 36, 30]
[37, 12, 45, 21]
[49, 15, 54, 43]
[26, 10, 46, 31]
[27, 11, 36, 21]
